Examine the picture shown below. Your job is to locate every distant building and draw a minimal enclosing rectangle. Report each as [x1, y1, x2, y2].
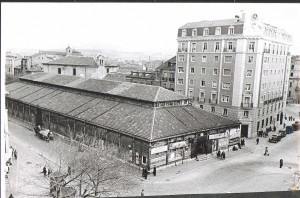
[176, 12, 292, 138]
[126, 70, 158, 85]
[42, 55, 107, 79]
[104, 65, 120, 74]
[5, 52, 23, 76]
[288, 55, 300, 103]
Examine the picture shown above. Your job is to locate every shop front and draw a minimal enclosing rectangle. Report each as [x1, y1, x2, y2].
[208, 131, 228, 152]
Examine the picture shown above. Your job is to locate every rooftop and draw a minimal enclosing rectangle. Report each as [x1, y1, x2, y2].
[6, 80, 239, 142]
[155, 56, 176, 71]
[43, 56, 98, 67]
[19, 73, 187, 103]
[180, 19, 243, 29]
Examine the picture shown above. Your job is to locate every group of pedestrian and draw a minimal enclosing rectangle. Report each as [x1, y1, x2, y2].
[217, 150, 226, 159]
[240, 138, 245, 147]
[288, 116, 294, 121]
[142, 165, 157, 180]
[11, 146, 18, 160]
[42, 166, 51, 177]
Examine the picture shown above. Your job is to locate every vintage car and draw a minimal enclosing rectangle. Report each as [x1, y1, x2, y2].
[278, 129, 286, 138]
[269, 134, 281, 143]
[286, 126, 293, 134]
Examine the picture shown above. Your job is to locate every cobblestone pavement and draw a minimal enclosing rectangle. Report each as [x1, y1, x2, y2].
[5, 104, 300, 197]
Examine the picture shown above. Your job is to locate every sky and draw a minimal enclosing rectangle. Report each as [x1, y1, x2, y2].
[1, 3, 300, 55]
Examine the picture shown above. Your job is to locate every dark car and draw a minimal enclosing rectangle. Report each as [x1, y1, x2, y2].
[269, 134, 281, 143]
[278, 129, 286, 138]
[286, 126, 293, 134]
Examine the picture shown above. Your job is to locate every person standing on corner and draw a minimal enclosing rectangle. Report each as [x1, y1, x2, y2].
[256, 137, 259, 145]
[280, 159, 283, 168]
[141, 189, 144, 196]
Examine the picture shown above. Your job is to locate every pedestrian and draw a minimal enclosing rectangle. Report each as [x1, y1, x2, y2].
[264, 147, 269, 156]
[144, 168, 148, 180]
[256, 137, 259, 145]
[238, 142, 241, 149]
[217, 150, 221, 158]
[48, 168, 51, 176]
[43, 166, 47, 177]
[273, 126, 276, 132]
[153, 165, 156, 176]
[280, 159, 283, 168]
[67, 166, 71, 175]
[14, 150, 17, 160]
[141, 189, 144, 196]
[8, 193, 14, 198]
[284, 123, 286, 128]
[243, 139, 246, 146]
[142, 168, 145, 178]
[222, 151, 226, 160]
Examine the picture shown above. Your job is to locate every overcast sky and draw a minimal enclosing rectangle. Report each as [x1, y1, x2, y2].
[2, 3, 300, 55]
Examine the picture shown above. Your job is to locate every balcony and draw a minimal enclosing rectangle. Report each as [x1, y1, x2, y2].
[178, 48, 188, 53]
[268, 99, 272, 104]
[241, 103, 253, 109]
[263, 49, 270, 53]
[209, 98, 217, 104]
[160, 77, 168, 82]
[197, 97, 205, 103]
[223, 48, 236, 52]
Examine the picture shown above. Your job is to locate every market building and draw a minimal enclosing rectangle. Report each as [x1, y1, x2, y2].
[175, 12, 293, 138]
[5, 73, 240, 170]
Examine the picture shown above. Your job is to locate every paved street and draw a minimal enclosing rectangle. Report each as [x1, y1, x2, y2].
[5, 105, 300, 197]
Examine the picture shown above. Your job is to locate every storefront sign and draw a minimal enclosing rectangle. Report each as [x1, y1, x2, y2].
[209, 133, 226, 140]
[229, 128, 240, 139]
[150, 145, 168, 155]
[169, 141, 187, 150]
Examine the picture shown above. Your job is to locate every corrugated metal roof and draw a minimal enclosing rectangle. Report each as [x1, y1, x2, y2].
[5, 81, 239, 142]
[20, 73, 187, 102]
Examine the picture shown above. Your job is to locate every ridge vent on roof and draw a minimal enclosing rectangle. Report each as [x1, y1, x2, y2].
[106, 82, 136, 95]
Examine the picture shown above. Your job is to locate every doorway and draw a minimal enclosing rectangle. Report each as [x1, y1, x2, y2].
[241, 125, 249, 138]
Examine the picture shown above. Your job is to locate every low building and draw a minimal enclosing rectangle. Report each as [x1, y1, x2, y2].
[104, 65, 120, 74]
[5, 52, 23, 76]
[288, 55, 300, 104]
[5, 73, 240, 170]
[42, 55, 107, 79]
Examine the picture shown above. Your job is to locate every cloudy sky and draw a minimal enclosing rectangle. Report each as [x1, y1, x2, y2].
[2, 3, 300, 55]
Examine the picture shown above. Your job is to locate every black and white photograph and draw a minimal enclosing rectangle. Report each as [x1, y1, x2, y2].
[2, 2, 300, 198]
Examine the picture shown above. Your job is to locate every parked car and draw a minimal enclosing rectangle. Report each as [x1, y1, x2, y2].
[286, 126, 293, 134]
[269, 134, 281, 143]
[278, 129, 286, 138]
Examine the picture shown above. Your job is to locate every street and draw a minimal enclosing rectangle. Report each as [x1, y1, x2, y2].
[5, 104, 300, 197]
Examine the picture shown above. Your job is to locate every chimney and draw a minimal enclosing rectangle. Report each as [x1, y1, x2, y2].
[234, 15, 240, 23]
[240, 10, 245, 22]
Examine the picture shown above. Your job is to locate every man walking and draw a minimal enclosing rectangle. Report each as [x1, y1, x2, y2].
[43, 166, 47, 177]
[153, 165, 156, 176]
[256, 137, 259, 145]
[280, 159, 283, 168]
[141, 189, 144, 196]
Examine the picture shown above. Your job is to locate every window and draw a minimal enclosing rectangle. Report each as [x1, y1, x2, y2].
[246, 70, 253, 77]
[211, 93, 217, 100]
[249, 42, 255, 52]
[224, 56, 232, 63]
[190, 67, 195, 74]
[212, 81, 217, 88]
[142, 156, 147, 164]
[258, 109, 260, 116]
[222, 95, 229, 102]
[201, 68, 206, 74]
[200, 92, 205, 98]
[215, 42, 220, 52]
[181, 43, 187, 52]
[203, 42, 208, 52]
[248, 56, 254, 63]
[211, 106, 215, 113]
[177, 90, 183, 95]
[244, 111, 249, 118]
[178, 55, 185, 61]
[188, 89, 194, 98]
[223, 108, 228, 116]
[182, 29, 186, 37]
[191, 43, 196, 52]
[213, 69, 218, 75]
[178, 67, 184, 73]
[263, 70, 268, 76]
[214, 56, 219, 62]
[58, 68, 61, 74]
[200, 105, 204, 109]
[189, 79, 194, 86]
[191, 55, 195, 62]
[223, 69, 231, 76]
[222, 82, 231, 89]
[192, 29, 197, 36]
[178, 79, 183, 84]
[163, 83, 166, 88]
[73, 68, 76, 76]
[213, 27, 220, 35]
[228, 42, 233, 51]
[202, 56, 207, 62]
[245, 84, 251, 91]
[203, 28, 209, 36]
[228, 26, 234, 34]
[201, 80, 205, 87]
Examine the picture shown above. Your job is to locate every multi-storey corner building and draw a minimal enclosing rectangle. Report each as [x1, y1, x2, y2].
[175, 12, 293, 138]
[288, 55, 300, 104]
